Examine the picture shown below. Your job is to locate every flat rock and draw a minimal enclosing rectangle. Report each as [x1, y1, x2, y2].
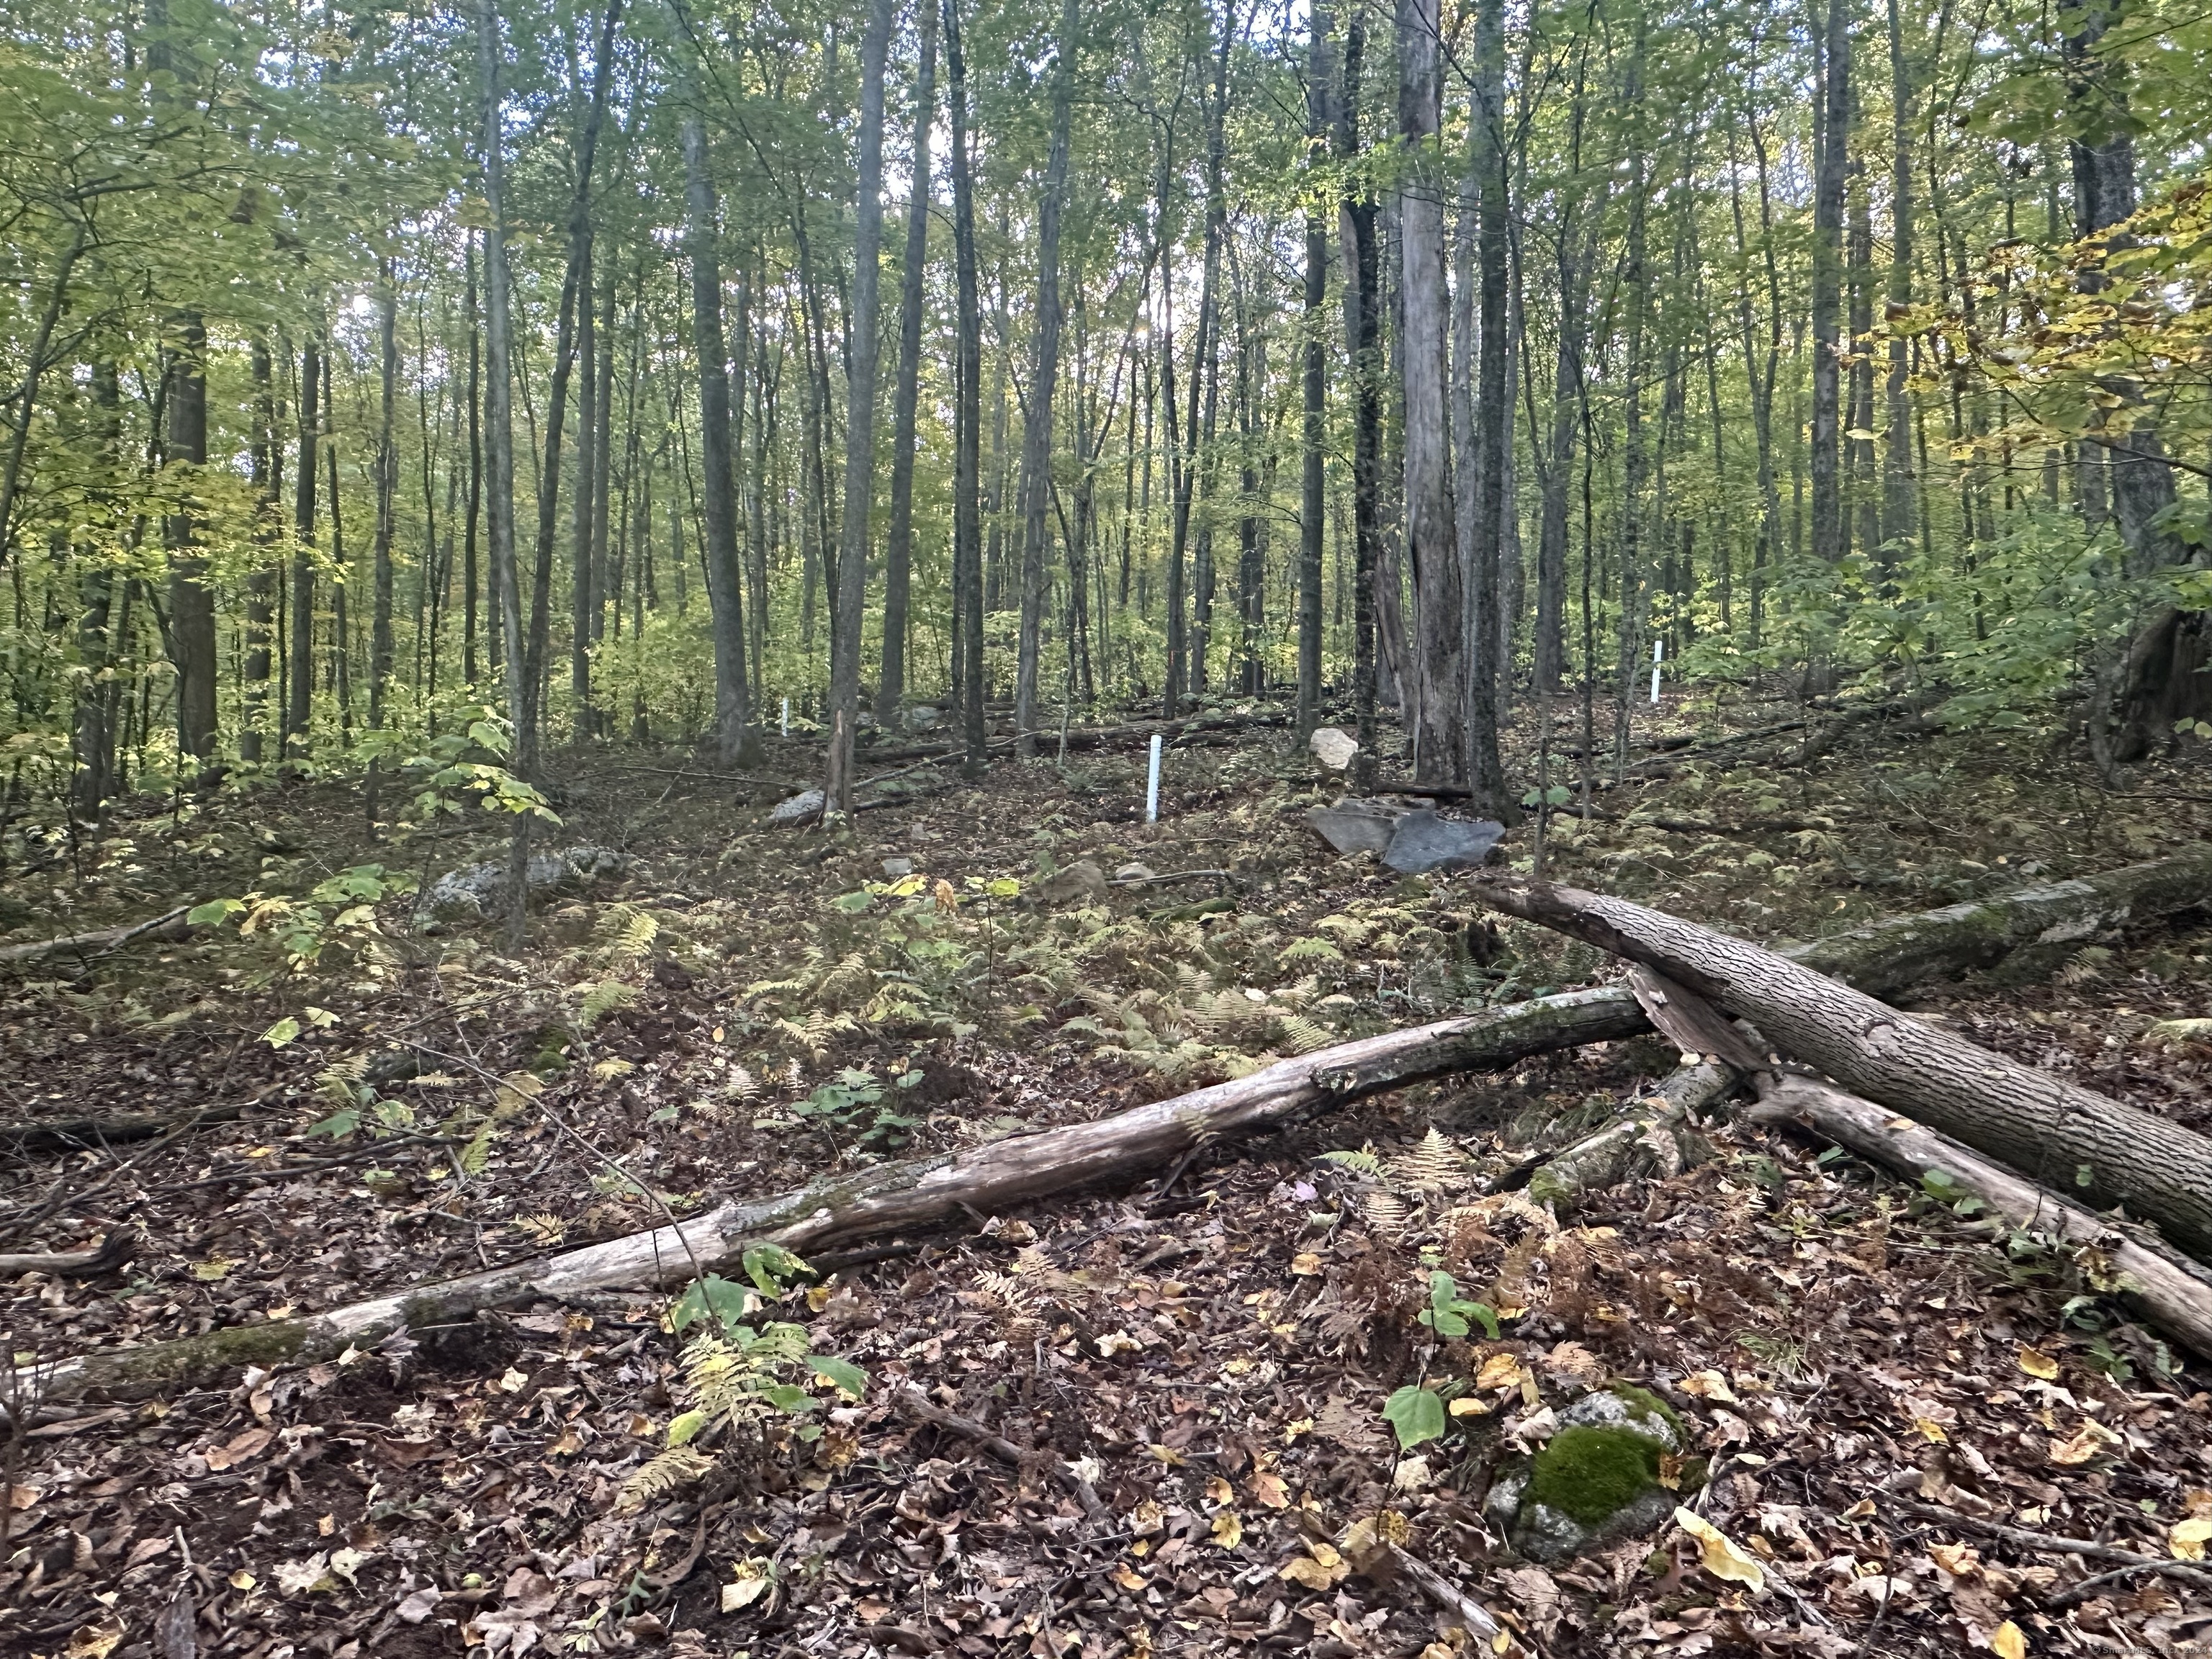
[1308, 726, 1359, 771]
[881, 857, 914, 878]
[1305, 797, 1411, 856]
[1112, 863, 1156, 882]
[1483, 1385, 1700, 1564]
[1382, 810, 1506, 874]
[765, 788, 825, 827]
[1040, 858, 1109, 905]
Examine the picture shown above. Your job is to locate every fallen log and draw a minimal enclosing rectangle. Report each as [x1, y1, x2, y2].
[1474, 873, 2212, 1262]
[1748, 1073, 2212, 1359]
[26, 853, 2212, 1406]
[6, 988, 1649, 1409]
[1523, 1059, 1737, 1209]
[0, 1104, 248, 1154]
[0, 1230, 137, 1280]
[0, 905, 190, 970]
[1788, 842, 2212, 993]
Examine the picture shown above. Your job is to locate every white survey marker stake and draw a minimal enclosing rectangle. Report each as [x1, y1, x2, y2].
[781, 696, 791, 737]
[1146, 733, 1164, 824]
[1650, 639, 1663, 706]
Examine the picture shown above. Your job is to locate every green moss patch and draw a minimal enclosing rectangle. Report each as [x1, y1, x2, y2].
[1524, 1426, 1667, 1526]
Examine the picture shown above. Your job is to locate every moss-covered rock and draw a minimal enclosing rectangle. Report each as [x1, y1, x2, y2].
[1484, 1384, 1704, 1563]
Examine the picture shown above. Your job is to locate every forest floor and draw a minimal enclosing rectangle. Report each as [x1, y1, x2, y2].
[2, 690, 2211, 1659]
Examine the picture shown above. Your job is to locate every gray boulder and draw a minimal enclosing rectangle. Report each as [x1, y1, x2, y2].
[1308, 727, 1360, 772]
[1305, 797, 1411, 856]
[1483, 1385, 1701, 1563]
[765, 788, 825, 827]
[415, 845, 629, 931]
[1381, 809, 1505, 874]
[1040, 858, 1109, 906]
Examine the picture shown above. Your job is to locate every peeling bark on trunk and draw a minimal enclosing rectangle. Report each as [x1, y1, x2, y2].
[1474, 872, 2212, 1261]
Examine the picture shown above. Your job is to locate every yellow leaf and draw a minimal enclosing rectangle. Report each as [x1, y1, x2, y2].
[2170, 1516, 2212, 1561]
[2016, 1346, 2059, 1380]
[1674, 1507, 1767, 1592]
[1112, 1563, 1148, 1591]
[1290, 1251, 1323, 1276]
[1212, 1511, 1244, 1549]
[720, 1557, 775, 1611]
[1206, 1476, 1235, 1506]
[1282, 1417, 1314, 1442]
[1475, 1352, 1524, 1391]
[1915, 1416, 1950, 1444]
[192, 1257, 237, 1282]
[1146, 1443, 1185, 1467]
[2048, 1420, 2117, 1465]
[63, 1622, 124, 1659]
[1681, 1369, 1739, 1406]
[1249, 1472, 1290, 1509]
[1449, 1394, 1491, 1416]
[1279, 1555, 1339, 1590]
[1990, 1619, 2028, 1659]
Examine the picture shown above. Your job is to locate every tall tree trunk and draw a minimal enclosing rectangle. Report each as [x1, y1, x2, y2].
[826, 0, 896, 809]
[476, 0, 526, 742]
[1397, 0, 1465, 786]
[1612, 28, 1648, 774]
[1296, 0, 1333, 738]
[369, 271, 399, 732]
[877, 0, 938, 733]
[945, 0, 986, 773]
[1012, 0, 1077, 757]
[1808, 0, 1849, 567]
[520, 0, 621, 770]
[1881, 0, 1915, 572]
[241, 340, 279, 765]
[1467, 0, 1513, 814]
[681, 105, 754, 763]
[165, 314, 217, 773]
[71, 361, 124, 821]
[1338, 11, 1382, 787]
[287, 330, 321, 758]
[462, 242, 482, 691]
[571, 238, 599, 734]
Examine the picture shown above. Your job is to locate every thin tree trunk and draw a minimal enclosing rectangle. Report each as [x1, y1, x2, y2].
[877, 0, 938, 733]
[1397, 0, 1464, 786]
[945, 0, 986, 773]
[287, 330, 321, 757]
[681, 104, 754, 763]
[1295, 0, 1333, 738]
[571, 238, 599, 734]
[1467, 0, 1512, 815]
[825, 0, 896, 809]
[1338, 11, 1382, 788]
[165, 314, 217, 771]
[1882, 0, 1915, 572]
[1012, 0, 1077, 756]
[241, 341, 279, 765]
[1809, 0, 1849, 567]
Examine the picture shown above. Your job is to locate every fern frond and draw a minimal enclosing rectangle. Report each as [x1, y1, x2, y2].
[1389, 1128, 1471, 1194]
[1359, 1191, 1411, 1240]
[579, 979, 637, 1027]
[616, 1448, 714, 1514]
[1277, 1015, 1336, 1056]
[1280, 936, 1344, 964]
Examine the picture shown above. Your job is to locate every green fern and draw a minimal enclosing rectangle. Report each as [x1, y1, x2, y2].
[579, 979, 637, 1028]
[595, 904, 660, 962]
[1318, 1147, 1385, 1179]
[615, 1447, 715, 1514]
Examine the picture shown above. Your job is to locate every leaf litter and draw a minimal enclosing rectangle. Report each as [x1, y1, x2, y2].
[0, 718, 2209, 1656]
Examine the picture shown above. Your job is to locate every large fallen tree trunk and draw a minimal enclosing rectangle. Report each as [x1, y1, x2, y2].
[1473, 872, 2212, 1262]
[1748, 1073, 2212, 1359]
[10, 989, 1649, 1409]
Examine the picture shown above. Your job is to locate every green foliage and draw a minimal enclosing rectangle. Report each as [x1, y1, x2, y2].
[195, 866, 416, 978]
[1416, 1270, 1502, 1341]
[1383, 1384, 1447, 1449]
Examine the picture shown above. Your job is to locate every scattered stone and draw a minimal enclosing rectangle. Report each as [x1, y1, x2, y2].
[1305, 797, 1411, 856]
[765, 788, 825, 827]
[1112, 863, 1157, 883]
[1308, 727, 1359, 771]
[1381, 810, 1506, 874]
[1483, 1385, 1703, 1563]
[881, 857, 914, 878]
[415, 845, 629, 931]
[1040, 859, 1109, 905]
[909, 706, 940, 728]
